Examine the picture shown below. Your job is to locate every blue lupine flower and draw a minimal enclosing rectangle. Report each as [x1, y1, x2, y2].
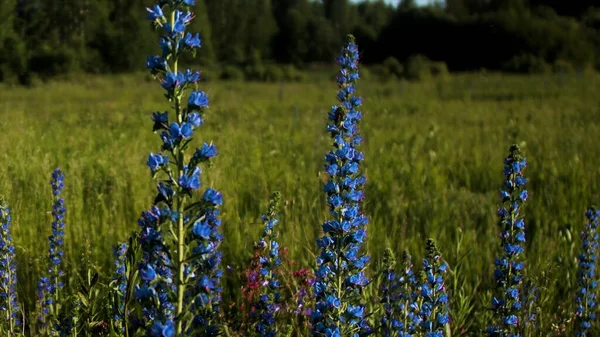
[0, 199, 20, 331]
[147, 55, 168, 74]
[193, 143, 217, 162]
[188, 90, 209, 109]
[575, 207, 600, 336]
[187, 112, 203, 127]
[488, 145, 528, 337]
[419, 239, 450, 337]
[153, 111, 169, 131]
[162, 72, 185, 91]
[147, 153, 169, 173]
[137, 2, 223, 334]
[135, 207, 175, 332]
[248, 192, 282, 336]
[183, 33, 201, 49]
[380, 249, 420, 337]
[203, 188, 223, 206]
[147, 4, 164, 20]
[151, 319, 176, 337]
[112, 242, 128, 332]
[163, 10, 193, 36]
[184, 69, 200, 84]
[38, 168, 67, 332]
[312, 34, 371, 337]
[179, 166, 201, 191]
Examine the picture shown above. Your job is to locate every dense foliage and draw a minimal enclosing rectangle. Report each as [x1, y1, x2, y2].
[0, 0, 600, 83]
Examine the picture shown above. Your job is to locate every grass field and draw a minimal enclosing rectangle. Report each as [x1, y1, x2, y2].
[1, 71, 599, 334]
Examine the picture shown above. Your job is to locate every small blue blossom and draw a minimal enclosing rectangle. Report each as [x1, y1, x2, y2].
[147, 4, 164, 20]
[188, 91, 209, 110]
[147, 55, 168, 74]
[147, 153, 169, 173]
[179, 166, 202, 192]
[203, 188, 223, 206]
[183, 32, 201, 49]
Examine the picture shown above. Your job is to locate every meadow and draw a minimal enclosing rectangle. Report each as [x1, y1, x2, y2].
[0, 70, 599, 335]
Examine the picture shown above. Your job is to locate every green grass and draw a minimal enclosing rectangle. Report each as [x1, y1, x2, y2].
[0, 71, 599, 335]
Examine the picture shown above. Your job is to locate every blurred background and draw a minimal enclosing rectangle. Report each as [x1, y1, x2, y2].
[0, 0, 599, 84]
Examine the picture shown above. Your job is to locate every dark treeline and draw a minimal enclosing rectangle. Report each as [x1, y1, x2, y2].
[0, 0, 599, 82]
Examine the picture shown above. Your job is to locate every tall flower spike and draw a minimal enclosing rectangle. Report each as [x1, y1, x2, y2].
[112, 242, 128, 333]
[312, 34, 371, 337]
[419, 239, 450, 337]
[250, 192, 283, 337]
[575, 207, 600, 336]
[135, 1, 223, 335]
[379, 249, 421, 337]
[379, 248, 399, 337]
[38, 168, 67, 333]
[0, 198, 20, 333]
[488, 144, 528, 337]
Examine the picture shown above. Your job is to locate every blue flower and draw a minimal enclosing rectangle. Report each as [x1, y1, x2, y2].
[246, 193, 283, 336]
[147, 153, 169, 173]
[140, 1, 223, 334]
[151, 319, 175, 337]
[489, 145, 529, 337]
[183, 32, 201, 49]
[575, 207, 600, 336]
[187, 112, 203, 127]
[152, 111, 169, 131]
[147, 4, 164, 20]
[147, 55, 167, 73]
[313, 35, 370, 337]
[193, 143, 217, 162]
[188, 90, 209, 109]
[38, 168, 67, 332]
[179, 166, 201, 191]
[419, 239, 449, 337]
[112, 243, 128, 332]
[203, 188, 223, 206]
[164, 10, 193, 36]
[0, 200, 20, 331]
[162, 72, 185, 91]
[169, 122, 193, 141]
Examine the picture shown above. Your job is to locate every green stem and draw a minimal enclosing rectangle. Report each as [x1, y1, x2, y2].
[170, 6, 187, 333]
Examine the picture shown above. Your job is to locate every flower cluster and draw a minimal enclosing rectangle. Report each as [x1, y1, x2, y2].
[134, 1, 223, 336]
[379, 249, 420, 337]
[38, 168, 67, 332]
[112, 242, 128, 333]
[419, 239, 450, 337]
[292, 268, 316, 319]
[0, 198, 20, 333]
[312, 34, 371, 337]
[574, 207, 600, 336]
[135, 206, 175, 335]
[249, 192, 282, 337]
[488, 144, 528, 337]
[380, 248, 399, 336]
